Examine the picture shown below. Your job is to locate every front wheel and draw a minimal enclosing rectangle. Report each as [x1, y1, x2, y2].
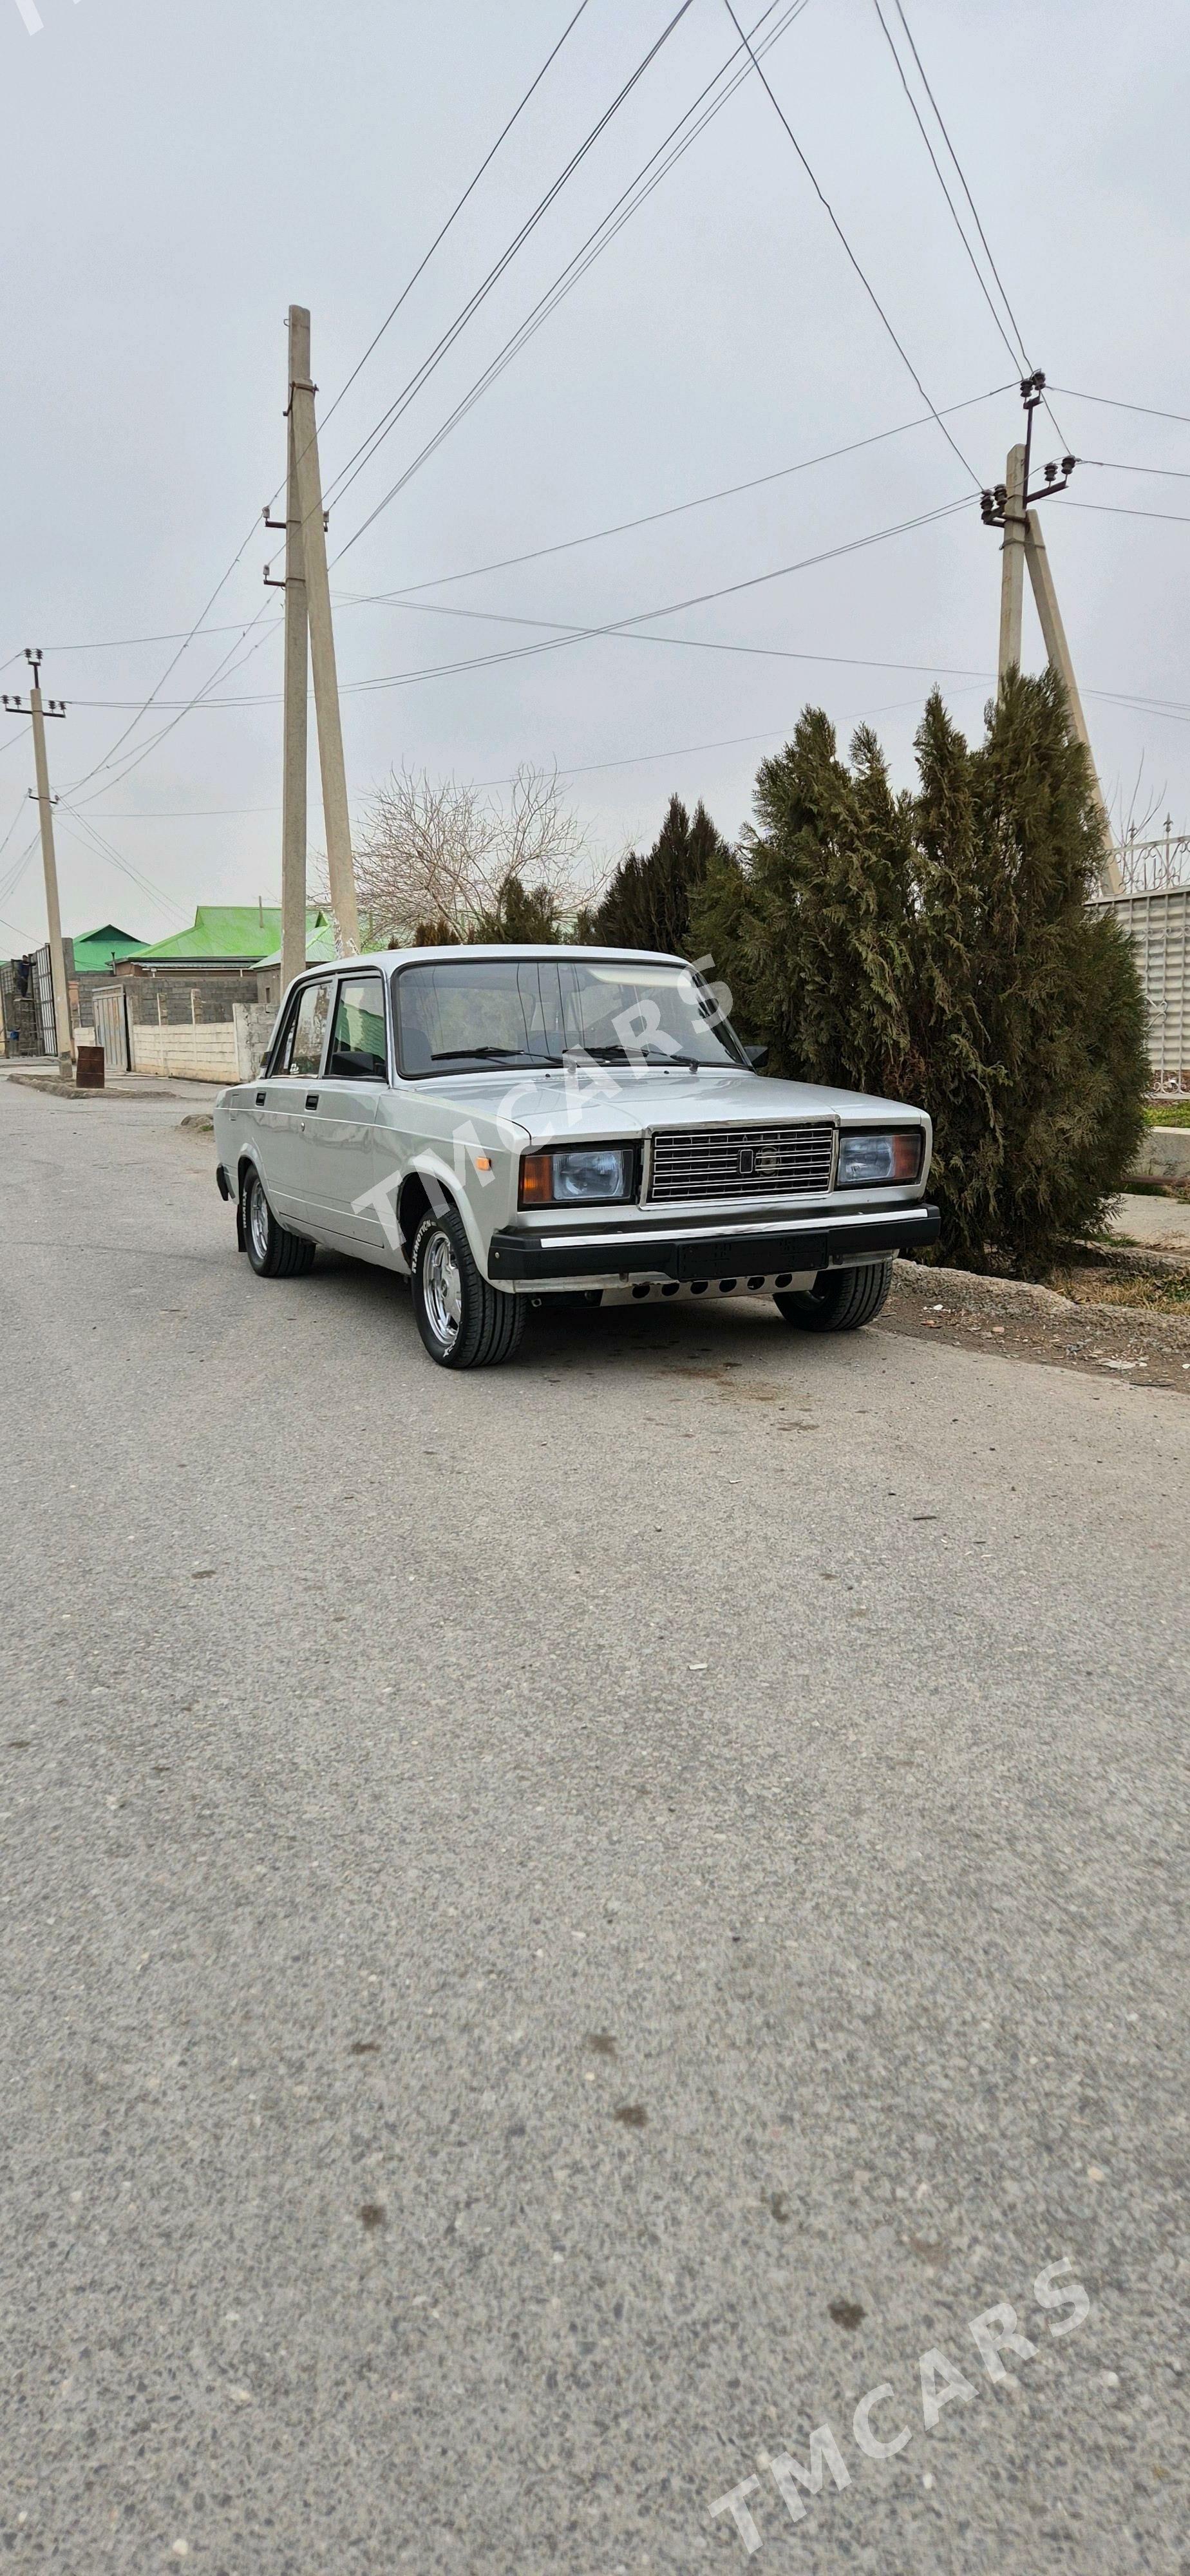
[241, 1166, 316, 1280]
[774, 1258, 892, 1333]
[411, 1204, 524, 1370]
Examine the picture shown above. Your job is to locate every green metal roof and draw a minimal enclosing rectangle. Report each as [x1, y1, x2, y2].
[131, 904, 330, 963]
[69, 923, 148, 974]
[253, 917, 340, 969]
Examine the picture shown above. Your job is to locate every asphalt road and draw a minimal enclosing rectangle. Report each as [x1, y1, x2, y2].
[1, 1076, 1186, 2576]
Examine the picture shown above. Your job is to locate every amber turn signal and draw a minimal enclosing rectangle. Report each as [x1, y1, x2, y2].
[519, 1152, 554, 1206]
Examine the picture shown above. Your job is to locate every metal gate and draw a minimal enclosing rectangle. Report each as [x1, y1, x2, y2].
[92, 985, 130, 1075]
[32, 943, 57, 1059]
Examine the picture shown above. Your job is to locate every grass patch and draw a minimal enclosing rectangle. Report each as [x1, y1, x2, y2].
[1056, 1265, 1190, 1312]
[1144, 1100, 1190, 1128]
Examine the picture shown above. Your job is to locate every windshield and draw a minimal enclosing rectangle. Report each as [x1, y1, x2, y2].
[393, 956, 746, 1077]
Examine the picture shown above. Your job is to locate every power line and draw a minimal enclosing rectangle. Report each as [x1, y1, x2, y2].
[890, 1, 1033, 354]
[55, 809, 190, 918]
[58, 496, 978, 712]
[1052, 497, 1190, 527]
[1079, 457, 1190, 482]
[64, 536, 269, 801]
[2, 378, 1005, 683]
[53, 8, 603, 808]
[331, 2, 820, 556]
[65, 616, 283, 811]
[20, 621, 274, 658]
[86, 804, 283, 820]
[0, 374, 1005, 688]
[317, 0, 596, 439]
[50, 0, 700, 807]
[340, 382, 1010, 601]
[868, 0, 1025, 370]
[879, 3, 1071, 455]
[717, 0, 979, 486]
[337, 8, 827, 558]
[344, 496, 978, 694]
[475, 691, 994, 790]
[0, 795, 32, 875]
[1050, 386, 1190, 431]
[0, 833, 40, 915]
[323, 0, 701, 516]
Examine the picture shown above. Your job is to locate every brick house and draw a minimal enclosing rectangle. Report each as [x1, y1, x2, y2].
[109, 904, 332, 1081]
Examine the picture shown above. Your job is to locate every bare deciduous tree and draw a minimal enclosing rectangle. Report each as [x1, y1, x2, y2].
[334, 762, 598, 946]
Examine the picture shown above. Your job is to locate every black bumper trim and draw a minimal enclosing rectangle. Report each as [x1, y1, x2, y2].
[487, 1204, 940, 1283]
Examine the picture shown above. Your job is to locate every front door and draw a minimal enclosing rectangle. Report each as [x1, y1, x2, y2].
[298, 972, 390, 1247]
[256, 976, 333, 1222]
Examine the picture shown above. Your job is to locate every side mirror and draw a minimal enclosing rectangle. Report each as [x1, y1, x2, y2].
[744, 1043, 768, 1069]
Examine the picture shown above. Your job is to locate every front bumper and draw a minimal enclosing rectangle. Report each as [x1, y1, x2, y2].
[486, 1200, 940, 1283]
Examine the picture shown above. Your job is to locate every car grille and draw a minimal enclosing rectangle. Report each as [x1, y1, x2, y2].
[647, 1121, 836, 1202]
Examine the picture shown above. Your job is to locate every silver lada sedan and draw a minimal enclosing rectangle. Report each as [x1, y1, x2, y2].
[213, 945, 940, 1368]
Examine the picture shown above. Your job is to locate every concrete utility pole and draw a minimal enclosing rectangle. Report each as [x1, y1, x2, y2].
[997, 442, 1027, 683]
[270, 306, 310, 998]
[287, 306, 360, 955]
[1024, 513, 1122, 895]
[1, 650, 71, 1074]
[981, 373, 1120, 897]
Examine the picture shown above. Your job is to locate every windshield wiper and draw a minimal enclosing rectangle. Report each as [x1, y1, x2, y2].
[431, 1046, 562, 1065]
[571, 1043, 702, 1069]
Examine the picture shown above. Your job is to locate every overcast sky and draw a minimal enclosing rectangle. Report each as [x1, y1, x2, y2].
[2, 0, 1188, 947]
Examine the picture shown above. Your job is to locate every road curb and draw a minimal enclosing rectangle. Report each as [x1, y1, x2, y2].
[892, 1254, 1190, 1355]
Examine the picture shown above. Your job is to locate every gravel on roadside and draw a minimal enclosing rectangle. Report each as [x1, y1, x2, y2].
[888, 1253, 1190, 1393]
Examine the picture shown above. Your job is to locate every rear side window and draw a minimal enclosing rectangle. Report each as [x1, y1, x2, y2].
[285, 980, 332, 1077]
[328, 976, 388, 1080]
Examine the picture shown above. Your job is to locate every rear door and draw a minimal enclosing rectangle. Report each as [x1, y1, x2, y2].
[298, 971, 389, 1246]
[255, 977, 333, 1222]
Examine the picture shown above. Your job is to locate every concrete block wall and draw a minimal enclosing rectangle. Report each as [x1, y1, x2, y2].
[122, 970, 262, 1026]
[1131, 1124, 1190, 1184]
[130, 1022, 239, 1083]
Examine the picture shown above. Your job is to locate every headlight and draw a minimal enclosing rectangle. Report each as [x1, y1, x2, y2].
[519, 1146, 633, 1206]
[837, 1128, 923, 1188]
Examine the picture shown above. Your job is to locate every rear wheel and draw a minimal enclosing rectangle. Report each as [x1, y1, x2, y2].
[774, 1258, 892, 1333]
[411, 1204, 525, 1370]
[241, 1166, 316, 1280]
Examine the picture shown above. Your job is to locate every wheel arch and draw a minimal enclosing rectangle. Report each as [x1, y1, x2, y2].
[399, 1157, 487, 1275]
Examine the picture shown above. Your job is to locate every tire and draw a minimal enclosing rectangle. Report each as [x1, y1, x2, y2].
[241, 1166, 316, 1280]
[774, 1258, 892, 1333]
[411, 1203, 525, 1370]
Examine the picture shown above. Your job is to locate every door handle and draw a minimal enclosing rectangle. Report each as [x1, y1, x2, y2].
[305, 1092, 319, 1109]
[256, 1090, 266, 1105]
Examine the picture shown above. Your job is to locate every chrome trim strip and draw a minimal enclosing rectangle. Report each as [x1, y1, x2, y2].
[546, 1204, 936, 1251]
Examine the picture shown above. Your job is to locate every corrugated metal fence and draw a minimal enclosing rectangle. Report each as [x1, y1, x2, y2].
[1093, 882, 1190, 1091]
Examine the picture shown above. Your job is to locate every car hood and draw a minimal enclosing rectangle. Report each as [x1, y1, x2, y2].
[415, 1065, 927, 1142]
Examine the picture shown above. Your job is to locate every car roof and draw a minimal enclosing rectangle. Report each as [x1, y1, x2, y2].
[300, 943, 692, 973]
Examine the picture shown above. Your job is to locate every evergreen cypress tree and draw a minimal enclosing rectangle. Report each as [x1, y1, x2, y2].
[588, 794, 732, 954]
[471, 872, 562, 943]
[710, 676, 1148, 1273]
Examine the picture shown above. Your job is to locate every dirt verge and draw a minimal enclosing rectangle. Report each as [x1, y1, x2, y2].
[887, 1256, 1190, 1394]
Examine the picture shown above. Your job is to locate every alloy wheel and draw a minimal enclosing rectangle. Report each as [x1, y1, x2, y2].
[248, 1175, 270, 1266]
[423, 1227, 463, 1347]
